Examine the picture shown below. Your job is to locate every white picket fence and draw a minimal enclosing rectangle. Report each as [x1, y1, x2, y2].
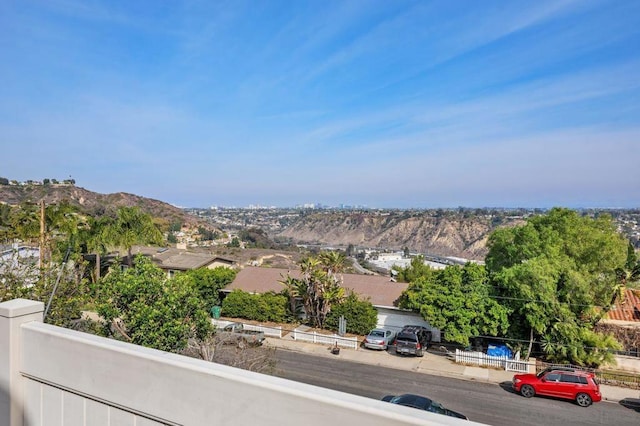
[293, 327, 359, 350]
[212, 319, 283, 338]
[211, 320, 358, 349]
[455, 349, 531, 373]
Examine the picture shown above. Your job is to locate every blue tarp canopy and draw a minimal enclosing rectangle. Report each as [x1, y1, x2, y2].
[486, 343, 512, 358]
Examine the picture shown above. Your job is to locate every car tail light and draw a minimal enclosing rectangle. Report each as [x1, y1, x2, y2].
[416, 342, 421, 350]
[392, 339, 397, 346]
[378, 340, 384, 346]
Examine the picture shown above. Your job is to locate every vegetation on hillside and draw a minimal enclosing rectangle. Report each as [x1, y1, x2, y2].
[0, 182, 213, 236]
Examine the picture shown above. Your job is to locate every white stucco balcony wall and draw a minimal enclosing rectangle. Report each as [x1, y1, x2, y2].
[1, 299, 477, 426]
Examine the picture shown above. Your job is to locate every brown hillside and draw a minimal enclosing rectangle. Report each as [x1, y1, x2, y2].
[0, 184, 200, 227]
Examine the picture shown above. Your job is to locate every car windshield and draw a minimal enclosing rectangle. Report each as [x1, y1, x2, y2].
[390, 395, 432, 410]
[536, 367, 576, 378]
[426, 401, 446, 414]
[369, 330, 385, 338]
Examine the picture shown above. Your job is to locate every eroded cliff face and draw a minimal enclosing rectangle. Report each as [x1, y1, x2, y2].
[274, 212, 523, 260]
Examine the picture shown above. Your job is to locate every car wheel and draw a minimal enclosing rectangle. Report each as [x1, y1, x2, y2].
[520, 384, 535, 398]
[576, 393, 592, 407]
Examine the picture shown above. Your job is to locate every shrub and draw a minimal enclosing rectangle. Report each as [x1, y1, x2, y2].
[325, 293, 378, 335]
[221, 290, 288, 323]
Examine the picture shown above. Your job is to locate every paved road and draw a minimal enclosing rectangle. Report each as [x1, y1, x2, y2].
[272, 349, 639, 426]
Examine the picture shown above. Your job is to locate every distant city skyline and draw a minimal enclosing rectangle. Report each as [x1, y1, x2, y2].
[1, 1, 639, 209]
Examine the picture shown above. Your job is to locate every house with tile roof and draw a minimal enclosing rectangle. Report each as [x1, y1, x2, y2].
[599, 288, 640, 370]
[603, 288, 640, 327]
[127, 245, 236, 278]
[223, 266, 442, 341]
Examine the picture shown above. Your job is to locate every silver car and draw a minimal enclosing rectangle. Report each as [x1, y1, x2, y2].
[363, 328, 396, 350]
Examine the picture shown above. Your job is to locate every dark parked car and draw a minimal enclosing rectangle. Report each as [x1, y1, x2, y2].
[382, 394, 468, 420]
[512, 368, 601, 407]
[393, 325, 432, 357]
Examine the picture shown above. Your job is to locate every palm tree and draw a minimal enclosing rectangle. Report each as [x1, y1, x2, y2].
[290, 253, 347, 328]
[102, 207, 163, 266]
[80, 216, 113, 283]
[279, 275, 304, 318]
[318, 251, 346, 274]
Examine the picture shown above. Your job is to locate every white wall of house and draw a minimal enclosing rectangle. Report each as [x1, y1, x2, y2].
[0, 246, 40, 287]
[375, 307, 442, 342]
[614, 355, 640, 373]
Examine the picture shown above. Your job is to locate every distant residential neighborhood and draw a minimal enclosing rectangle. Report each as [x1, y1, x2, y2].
[184, 206, 640, 251]
[0, 177, 76, 186]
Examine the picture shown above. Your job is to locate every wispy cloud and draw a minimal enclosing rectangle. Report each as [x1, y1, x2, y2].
[1, 0, 638, 207]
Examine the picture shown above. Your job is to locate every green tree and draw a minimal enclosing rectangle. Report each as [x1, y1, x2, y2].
[325, 293, 378, 335]
[170, 221, 183, 232]
[102, 207, 164, 266]
[399, 263, 509, 346]
[183, 267, 237, 310]
[9, 202, 40, 242]
[393, 255, 435, 283]
[0, 203, 13, 239]
[97, 256, 212, 352]
[198, 226, 219, 241]
[239, 227, 274, 248]
[227, 237, 240, 248]
[485, 208, 627, 366]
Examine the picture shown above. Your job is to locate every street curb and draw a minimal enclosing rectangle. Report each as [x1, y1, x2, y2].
[267, 340, 636, 404]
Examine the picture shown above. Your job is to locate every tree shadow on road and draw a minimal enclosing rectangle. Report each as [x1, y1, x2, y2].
[619, 397, 640, 413]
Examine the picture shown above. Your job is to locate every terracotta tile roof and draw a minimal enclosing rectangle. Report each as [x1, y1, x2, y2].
[225, 267, 408, 308]
[605, 288, 640, 322]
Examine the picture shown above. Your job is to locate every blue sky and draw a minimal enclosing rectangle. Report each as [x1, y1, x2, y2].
[1, 0, 639, 209]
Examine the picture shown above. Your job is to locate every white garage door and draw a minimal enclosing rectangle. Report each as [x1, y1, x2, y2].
[375, 307, 441, 342]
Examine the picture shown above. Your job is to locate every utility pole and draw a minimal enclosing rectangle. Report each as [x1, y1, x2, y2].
[39, 200, 45, 268]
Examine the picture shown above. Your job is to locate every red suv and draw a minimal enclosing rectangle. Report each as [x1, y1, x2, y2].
[512, 368, 601, 407]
